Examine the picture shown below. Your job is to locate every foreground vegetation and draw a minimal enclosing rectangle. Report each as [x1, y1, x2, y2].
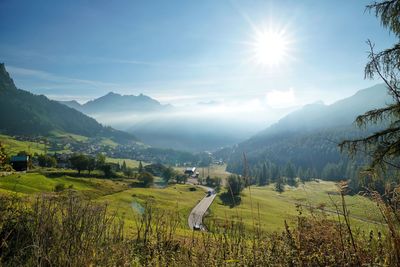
[0, 190, 398, 266]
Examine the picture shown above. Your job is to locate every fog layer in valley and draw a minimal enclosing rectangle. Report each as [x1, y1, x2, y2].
[89, 101, 295, 152]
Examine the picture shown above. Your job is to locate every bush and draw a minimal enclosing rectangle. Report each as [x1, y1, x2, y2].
[137, 171, 154, 187]
[54, 183, 65, 192]
[38, 154, 57, 168]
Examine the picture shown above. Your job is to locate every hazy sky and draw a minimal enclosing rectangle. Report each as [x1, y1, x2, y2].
[0, 0, 397, 108]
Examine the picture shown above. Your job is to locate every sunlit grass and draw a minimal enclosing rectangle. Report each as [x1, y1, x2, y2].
[0, 134, 46, 155]
[106, 157, 148, 168]
[206, 180, 384, 233]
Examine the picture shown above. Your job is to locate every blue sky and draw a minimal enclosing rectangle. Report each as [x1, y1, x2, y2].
[0, 0, 397, 107]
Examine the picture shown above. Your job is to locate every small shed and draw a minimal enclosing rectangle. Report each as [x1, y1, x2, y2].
[10, 155, 29, 171]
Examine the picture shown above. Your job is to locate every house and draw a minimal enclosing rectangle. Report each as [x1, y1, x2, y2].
[184, 167, 196, 176]
[10, 155, 29, 171]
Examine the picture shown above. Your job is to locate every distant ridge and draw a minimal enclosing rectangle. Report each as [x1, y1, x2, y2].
[0, 63, 137, 144]
[58, 100, 82, 110]
[226, 84, 392, 174]
[60, 91, 171, 114]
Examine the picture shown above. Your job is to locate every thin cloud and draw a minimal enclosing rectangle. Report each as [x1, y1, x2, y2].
[7, 66, 120, 89]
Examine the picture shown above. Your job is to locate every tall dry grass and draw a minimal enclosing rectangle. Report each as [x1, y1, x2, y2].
[0, 188, 399, 266]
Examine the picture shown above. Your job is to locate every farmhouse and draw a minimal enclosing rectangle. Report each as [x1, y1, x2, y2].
[10, 155, 29, 171]
[184, 167, 196, 176]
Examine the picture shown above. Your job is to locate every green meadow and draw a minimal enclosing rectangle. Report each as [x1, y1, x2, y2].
[0, 171, 205, 236]
[105, 157, 146, 168]
[0, 134, 46, 155]
[0, 170, 385, 235]
[206, 180, 384, 233]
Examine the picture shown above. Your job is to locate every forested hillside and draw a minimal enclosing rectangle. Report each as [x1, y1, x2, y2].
[0, 63, 137, 144]
[226, 84, 391, 192]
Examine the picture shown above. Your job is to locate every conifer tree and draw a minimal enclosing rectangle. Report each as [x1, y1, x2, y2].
[340, 1, 400, 173]
[138, 161, 143, 173]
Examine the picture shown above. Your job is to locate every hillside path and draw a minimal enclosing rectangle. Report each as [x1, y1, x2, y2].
[188, 185, 216, 231]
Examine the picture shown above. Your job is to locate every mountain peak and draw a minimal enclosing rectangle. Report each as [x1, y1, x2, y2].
[81, 91, 167, 113]
[105, 91, 120, 97]
[0, 63, 17, 91]
[0, 63, 5, 73]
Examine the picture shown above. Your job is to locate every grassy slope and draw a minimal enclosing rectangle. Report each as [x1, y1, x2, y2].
[50, 131, 89, 142]
[0, 172, 205, 235]
[206, 180, 384, 233]
[97, 185, 205, 234]
[0, 133, 122, 156]
[0, 134, 46, 155]
[106, 157, 146, 168]
[0, 172, 128, 197]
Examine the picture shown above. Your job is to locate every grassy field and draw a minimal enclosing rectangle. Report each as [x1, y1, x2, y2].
[174, 164, 231, 180]
[0, 171, 206, 235]
[97, 184, 205, 234]
[205, 180, 384, 233]
[49, 131, 89, 142]
[0, 133, 120, 157]
[0, 169, 386, 236]
[0, 172, 128, 197]
[0, 134, 46, 155]
[106, 157, 147, 168]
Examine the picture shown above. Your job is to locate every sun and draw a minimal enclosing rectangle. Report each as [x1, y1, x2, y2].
[251, 28, 291, 66]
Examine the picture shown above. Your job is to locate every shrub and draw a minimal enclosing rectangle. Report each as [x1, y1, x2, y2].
[137, 171, 154, 187]
[54, 183, 65, 192]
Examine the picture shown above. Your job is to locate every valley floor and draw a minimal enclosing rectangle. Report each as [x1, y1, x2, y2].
[0, 171, 384, 235]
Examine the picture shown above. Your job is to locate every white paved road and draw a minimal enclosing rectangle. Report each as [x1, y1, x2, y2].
[188, 185, 216, 231]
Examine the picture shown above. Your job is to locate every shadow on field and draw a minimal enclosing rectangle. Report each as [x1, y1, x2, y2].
[219, 192, 241, 208]
[40, 170, 118, 179]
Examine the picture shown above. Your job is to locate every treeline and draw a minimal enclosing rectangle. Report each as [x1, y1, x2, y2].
[226, 128, 377, 193]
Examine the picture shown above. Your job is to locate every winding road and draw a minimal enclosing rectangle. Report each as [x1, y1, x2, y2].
[188, 185, 216, 230]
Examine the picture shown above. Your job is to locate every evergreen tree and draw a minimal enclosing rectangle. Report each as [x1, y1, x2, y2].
[122, 161, 127, 171]
[138, 161, 143, 173]
[285, 162, 297, 187]
[275, 176, 285, 193]
[258, 163, 268, 186]
[87, 157, 96, 175]
[297, 166, 304, 183]
[226, 174, 245, 196]
[269, 163, 279, 183]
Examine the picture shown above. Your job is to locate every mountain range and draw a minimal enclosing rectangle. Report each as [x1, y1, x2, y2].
[0, 63, 137, 144]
